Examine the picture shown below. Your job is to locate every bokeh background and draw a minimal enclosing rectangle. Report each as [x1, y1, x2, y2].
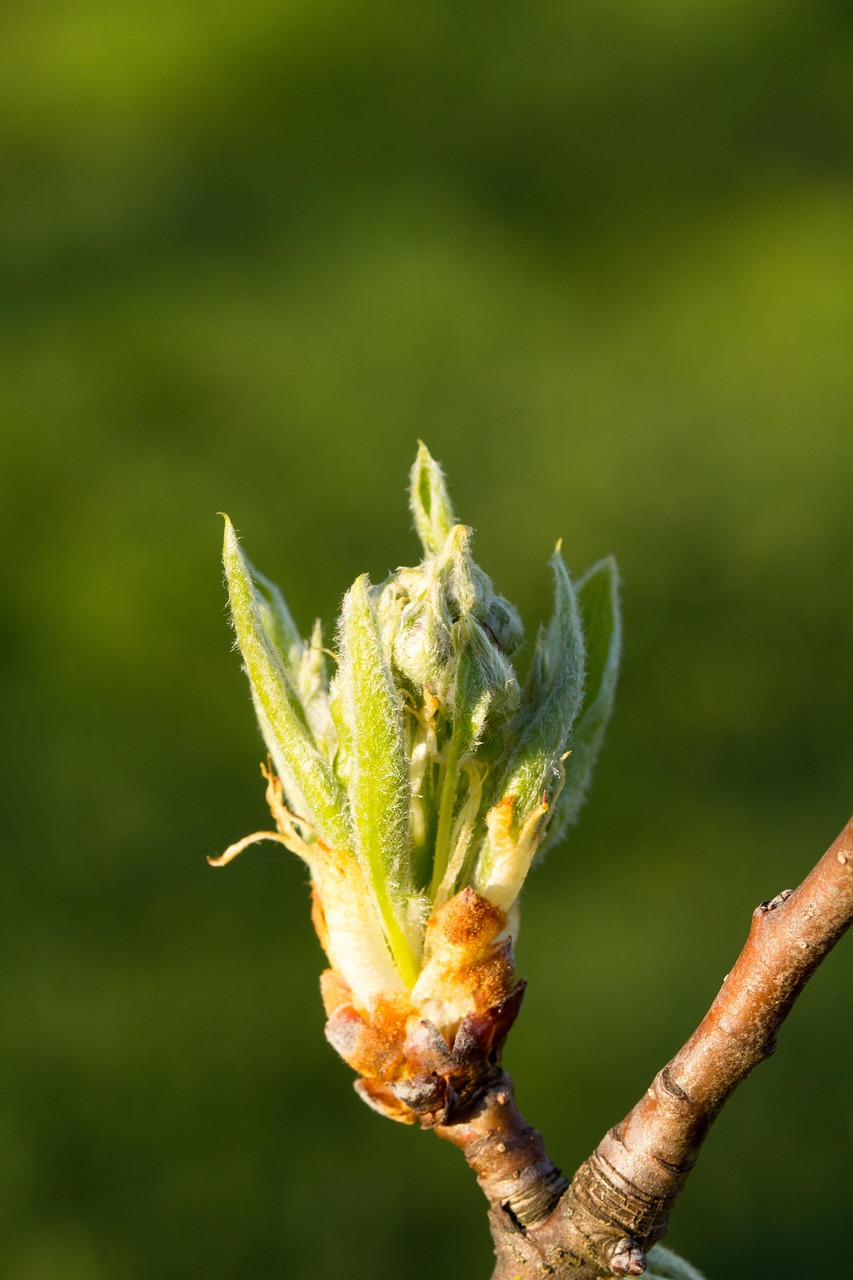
[1, 2, 851, 1277]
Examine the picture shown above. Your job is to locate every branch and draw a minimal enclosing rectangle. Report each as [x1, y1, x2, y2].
[437, 816, 853, 1279]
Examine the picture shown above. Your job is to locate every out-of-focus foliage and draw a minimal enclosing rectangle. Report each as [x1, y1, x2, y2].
[0, 3, 850, 1278]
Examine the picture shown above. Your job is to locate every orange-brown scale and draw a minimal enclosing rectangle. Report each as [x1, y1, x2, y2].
[414, 889, 517, 1034]
[310, 889, 330, 960]
[433, 886, 505, 950]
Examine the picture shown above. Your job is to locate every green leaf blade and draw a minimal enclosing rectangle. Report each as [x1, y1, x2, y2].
[409, 441, 456, 556]
[429, 623, 492, 900]
[222, 517, 350, 851]
[473, 547, 586, 905]
[498, 547, 585, 816]
[337, 574, 420, 986]
[541, 555, 621, 852]
[250, 562, 303, 681]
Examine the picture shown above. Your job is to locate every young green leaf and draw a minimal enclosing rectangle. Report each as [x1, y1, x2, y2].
[473, 546, 585, 905]
[222, 517, 350, 851]
[539, 556, 621, 853]
[496, 547, 585, 817]
[337, 574, 421, 986]
[250, 562, 303, 681]
[429, 622, 493, 899]
[298, 620, 337, 762]
[410, 441, 456, 556]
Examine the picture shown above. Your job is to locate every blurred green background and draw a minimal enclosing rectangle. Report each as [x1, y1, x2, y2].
[1, 2, 851, 1277]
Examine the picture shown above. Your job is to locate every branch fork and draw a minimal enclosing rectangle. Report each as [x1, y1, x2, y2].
[215, 445, 850, 1278]
[433, 817, 853, 1279]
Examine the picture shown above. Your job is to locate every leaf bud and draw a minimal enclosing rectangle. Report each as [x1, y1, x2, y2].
[215, 444, 621, 1082]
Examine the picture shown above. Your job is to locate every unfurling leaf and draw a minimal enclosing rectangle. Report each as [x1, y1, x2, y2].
[410, 441, 457, 556]
[218, 448, 620, 1018]
[335, 575, 422, 987]
[473, 546, 585, 909]
[222, 517, 350, 851]
[250, 562, 303, 681]
[539, 555, 621, 854]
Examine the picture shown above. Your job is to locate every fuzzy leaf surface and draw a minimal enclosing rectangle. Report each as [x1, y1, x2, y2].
[540, 555, 621, 853]
[429, 621, 493, 899]
[410, 441, 457, 556]
[494, 550, 584, 818]
[473, 548, 585, 903]
[337, 575, 420, 986]
[222, 517, 350, 850]
[250, 562, 303, 681]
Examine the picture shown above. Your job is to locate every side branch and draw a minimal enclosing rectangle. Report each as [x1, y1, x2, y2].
[557, 814, 853, 1277]
[442, 817, 853, 1279]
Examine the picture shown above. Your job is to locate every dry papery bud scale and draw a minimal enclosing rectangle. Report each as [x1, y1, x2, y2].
[213, 444, 717, 1280]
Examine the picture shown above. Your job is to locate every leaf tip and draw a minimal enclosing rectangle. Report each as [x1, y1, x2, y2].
[220, 513, 241, 559]
[409, 441, 457, 556]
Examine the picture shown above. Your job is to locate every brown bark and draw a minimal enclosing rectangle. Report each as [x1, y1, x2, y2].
[436, 816, 853, 1279]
